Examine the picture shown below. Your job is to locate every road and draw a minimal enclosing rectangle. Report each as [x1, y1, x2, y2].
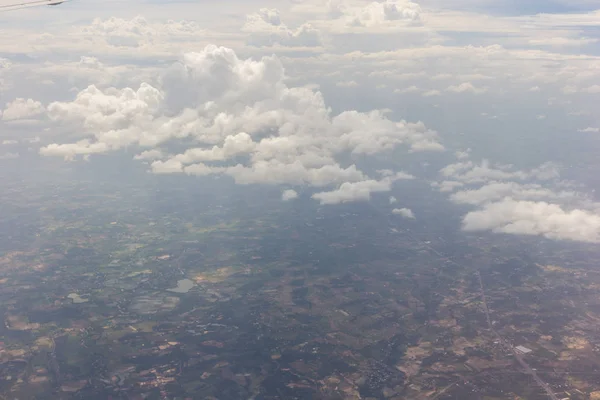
[476, 271, 559, 400]
[395, 228, 559, 399]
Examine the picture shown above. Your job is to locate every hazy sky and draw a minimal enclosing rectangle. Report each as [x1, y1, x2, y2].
[1, 0, 600, 243]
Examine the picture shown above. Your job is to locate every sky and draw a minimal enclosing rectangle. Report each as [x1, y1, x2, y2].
[1, 0, 600, 243]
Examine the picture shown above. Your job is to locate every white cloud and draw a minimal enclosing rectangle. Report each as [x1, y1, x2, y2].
[312, 178, 393, 205]
[336, 80, 359, 87]
[134, 149, 164, 161]
[435, 151, 600, 244]
[422, 89, 441, 97]
[40, 45, 444, 196]
[392, 207, 415, 219]
[431, 180, 464, 193]
[243, 8, 322, 48]
[455, 149, 471, 160]
[345, 0, 423, 28]
[394, 85, 419, 94]
[0, 152, 19, 160]
[282, 189, 298, 201]
[578, 127, 599, 133]
[1, 140, 18, 145]
[449, 182, 578, 206]
[439, 160, 559, 184]
[2, 98, 45, 121]
[446, 82, 487, 94]
[462, 198, 600, 243]
[389, 196, 397, 204]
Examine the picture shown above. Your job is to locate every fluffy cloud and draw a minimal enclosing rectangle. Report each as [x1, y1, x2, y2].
[578, 127, 599, 133]
[345, 0, 422, 28]
[0, 152, 19, 160]
[449, 182, 578, 206]
[435, 150, 600, 243]
[312, 179, 392, 205]
[311, 171, 413, 205]
[243, 8, 322, 47]
[282, 189, 298, 201]
[392, 207, 415, 219]
[2, 98, 45, 121]
[439, 159, 559, 184]
[39, 45, 443, 201]
[462, 198, 600, 243]
[446, 82, 487, 94]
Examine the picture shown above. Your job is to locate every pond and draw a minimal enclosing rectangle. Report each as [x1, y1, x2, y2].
[166, 278, 195, 294]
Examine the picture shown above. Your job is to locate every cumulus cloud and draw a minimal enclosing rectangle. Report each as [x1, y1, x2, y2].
[0, 152, 19, 160]
[134, 149, 164, 161]
[282, 189, 298, 201]
[312, 179, 392, 205]
[394, 85, 419, 94]
[40, 45, 444, 195]
[431, 180, 464, 193]
[79, 16, 206, 49]
[439, 160, 559, 185]
[392, 207, 415, 219]
[345, 0, 422, 28]
[311, 172, 413, 205]
[446, 82, 487, 94]
[578, 127, 599, 133]
[336, 80, 359, 87]
[434, 150, 600, 244]
[449, 182, 578, 206]
[389, 196, 397, 204]
[455, 149, 471, 160]
[2, 98, 45, 121]
[462, 198, 600, 243]
[243, 8, 322, 47]
[422, 90, 441, 97]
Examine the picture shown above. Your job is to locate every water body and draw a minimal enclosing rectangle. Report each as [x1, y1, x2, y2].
[167, 279, 195, 294]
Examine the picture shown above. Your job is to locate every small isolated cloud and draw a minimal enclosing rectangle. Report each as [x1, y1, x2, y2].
[394, 86, 419, 94]
[439, 160, 559, 185]
[422, 90, 441, 97]
[336, 80, 359, 87]
[282, 189, 298, 201]
[462, 198, 600, 243]
[0, 152, 19, 160]
[584, 85, 600, 94]
[431, 180, 464, 193]
[244, 8, 322, 47]
[562, 85, 600, 95]
[389, 196, 397, 204]
[1, 140, 18, 145]
[529, 86, 541, 92]
[455, 149, 470, 160]
[392, 207, 415, 219]
[578, 127, 599, 133]
[312, 179, 393, 205]
[449, 182, 577, 206]
[536, 115, 546, 120]
[446, 82, 487, 94]
[2, 98, 45, 121]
